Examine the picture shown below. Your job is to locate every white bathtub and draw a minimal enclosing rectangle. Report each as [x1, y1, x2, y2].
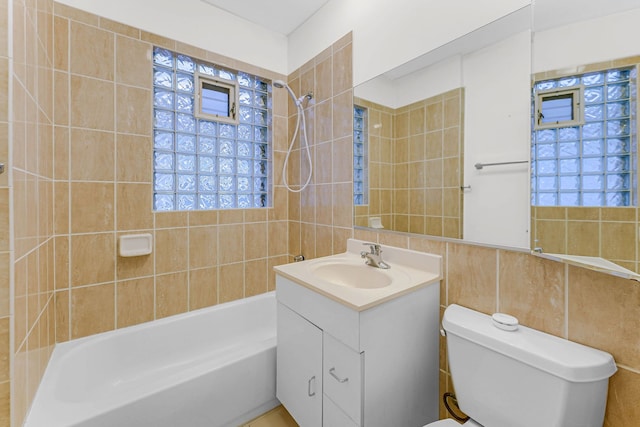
[25, 292, 278, 427]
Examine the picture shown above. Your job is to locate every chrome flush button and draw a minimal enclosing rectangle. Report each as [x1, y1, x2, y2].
[492, 312, 519, 331]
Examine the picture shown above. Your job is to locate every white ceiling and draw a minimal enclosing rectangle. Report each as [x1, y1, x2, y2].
[200, 0, 330, 35]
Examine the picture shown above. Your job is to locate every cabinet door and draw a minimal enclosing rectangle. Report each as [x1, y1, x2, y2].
[323, 333, 363, 425]
[277, 302, 323, 427]
[324, 394, 360, 427]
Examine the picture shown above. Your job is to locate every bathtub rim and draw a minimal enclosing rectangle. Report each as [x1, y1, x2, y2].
[24, 291, 277, 427]
[59, 290, 276, 351]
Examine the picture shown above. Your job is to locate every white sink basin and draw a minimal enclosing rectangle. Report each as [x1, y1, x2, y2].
[310, 263, 392, 289]
[274, 239, 443, 310]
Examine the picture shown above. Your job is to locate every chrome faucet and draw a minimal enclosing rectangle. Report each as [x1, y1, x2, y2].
[360, 243, 390, 269]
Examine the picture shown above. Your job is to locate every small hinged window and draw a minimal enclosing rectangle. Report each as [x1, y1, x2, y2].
[195, 74, 239, 124]
[534, 86, 584, 130]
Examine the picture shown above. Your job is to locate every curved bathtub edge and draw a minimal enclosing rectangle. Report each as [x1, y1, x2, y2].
[24, 291, 277, 427]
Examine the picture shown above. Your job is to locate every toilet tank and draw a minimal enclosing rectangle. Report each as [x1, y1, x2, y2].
[442, 304, 617, 427]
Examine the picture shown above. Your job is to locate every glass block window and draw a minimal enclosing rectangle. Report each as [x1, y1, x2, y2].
[531, 67, 637, 207]
[153, 47, 270, 211]
[354, 105, 368, 205]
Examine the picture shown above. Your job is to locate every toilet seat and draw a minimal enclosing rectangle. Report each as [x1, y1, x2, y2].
[423, 420, 463, 426]
[424, 419, 483, 427]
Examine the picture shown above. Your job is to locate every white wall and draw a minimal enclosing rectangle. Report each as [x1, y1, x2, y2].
[55, 0, 531, 86]
[354, 55, 462, 109]
[533, 0, 640, 33]
[462, 31, 532, 249]
[533, 6, 640, 73]
[289, 0, 530, 85]
[394, 56, 463, 107]
[55, 0, 640, 84]
[55, 0, 289, 75]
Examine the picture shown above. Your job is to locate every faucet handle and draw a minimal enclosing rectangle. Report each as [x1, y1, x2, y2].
[362, 242, 380, 255]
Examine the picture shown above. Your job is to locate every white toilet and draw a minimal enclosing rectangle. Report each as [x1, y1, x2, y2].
[426, 304, 617, 427]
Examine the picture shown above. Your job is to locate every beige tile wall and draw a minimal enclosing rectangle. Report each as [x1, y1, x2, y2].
[533, 206, 639, 273]
[354, 89, 464, 239]
[394, 89, 464, 238]
[11, 0, 56, 424]
[286, 34, 354, 260]
[51, 2, 290, 348]
[0, 0, 10, 425]
[354, 227, 640, 426]
[7, 13, 357, 424]
[0, 0, 9, 425]
[6, 2, 639, 427]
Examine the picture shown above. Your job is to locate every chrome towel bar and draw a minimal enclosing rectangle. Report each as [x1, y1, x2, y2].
[474, 160, 528, 170]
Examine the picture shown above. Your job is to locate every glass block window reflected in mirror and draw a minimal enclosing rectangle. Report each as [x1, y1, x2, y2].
[354, 105, 368, 205]
[152, 47, 271, 211]
[531, 67, 637, 207]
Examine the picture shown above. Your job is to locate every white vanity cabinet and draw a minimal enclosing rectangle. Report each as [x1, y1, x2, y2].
[277, 302, 323, 427]
[275, 273, 440, 427]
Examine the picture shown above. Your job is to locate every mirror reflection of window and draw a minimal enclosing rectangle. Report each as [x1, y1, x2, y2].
[201, 82, 231, 117]
[535, 87, 582, 128]
[531, 67, 636, 207]
[354, 105, 368, 205]
[195, 76, 239, 124]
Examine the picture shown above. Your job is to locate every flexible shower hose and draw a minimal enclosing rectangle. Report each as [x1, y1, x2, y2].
[282, 96, 313, 193]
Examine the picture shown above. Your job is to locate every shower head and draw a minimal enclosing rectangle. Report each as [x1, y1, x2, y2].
[272, 79, 310, 106]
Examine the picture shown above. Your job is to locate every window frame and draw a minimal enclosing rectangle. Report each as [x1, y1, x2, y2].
[534, 86, 584, 130]
[194, 74, 239, 125]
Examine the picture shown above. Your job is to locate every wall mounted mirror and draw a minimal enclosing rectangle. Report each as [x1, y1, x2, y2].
[530, 0, 640, 275]
[353, 73, 465, 239]
[353, 5, 532, 249]
[351, 0, 640, 278]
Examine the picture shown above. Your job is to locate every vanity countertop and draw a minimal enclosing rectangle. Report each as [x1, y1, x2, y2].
[274, 239, 442, 311]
